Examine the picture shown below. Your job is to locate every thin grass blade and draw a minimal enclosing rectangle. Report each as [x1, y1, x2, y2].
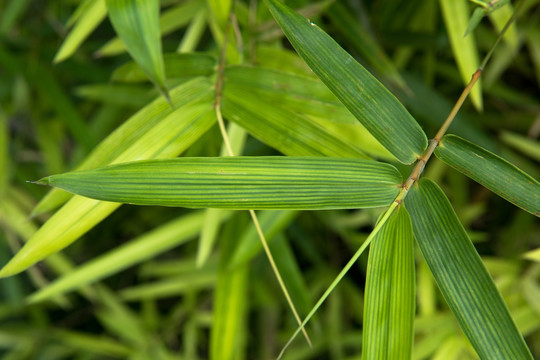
[264, 0, 427, 164]
[36, 157, 402, 210]
[405, 179, 533, 359]
[363, 206, 415, 359]
[435, 134, 540, 216]
[105, 0, 168, 99]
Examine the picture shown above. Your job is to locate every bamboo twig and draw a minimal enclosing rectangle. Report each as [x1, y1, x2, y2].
[277, 1, 524, 356]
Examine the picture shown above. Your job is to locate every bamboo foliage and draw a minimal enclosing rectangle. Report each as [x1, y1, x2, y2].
[0, 0, 538, 359]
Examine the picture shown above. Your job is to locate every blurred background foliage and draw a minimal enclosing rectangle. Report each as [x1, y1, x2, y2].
[0, 0, 539, 359]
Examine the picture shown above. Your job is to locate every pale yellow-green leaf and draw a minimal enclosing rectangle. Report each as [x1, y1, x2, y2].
[54, 0, 107, 63]
[489, 3, 519, 49]
[439, 0, 483, 111]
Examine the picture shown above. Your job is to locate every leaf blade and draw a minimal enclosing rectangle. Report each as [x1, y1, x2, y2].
[39, 157, 402, 210]
[105, 0, 168, 97]
[405, 179, 533, 359]
[435, 134, 540, 216]
[264, 0, 427, 164]
[363, 206, 415, 360]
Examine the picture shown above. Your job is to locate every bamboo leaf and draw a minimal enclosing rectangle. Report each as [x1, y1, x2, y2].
[435, 134, 540, 216]
[222, 85, 370, 159]
[0, 97, 216, 278]
[363, 206, 415, 360]
[264, 0, 427, 164]
[36, 157, 402, 210]
[210, 214, 248, 360]
[96, 0, 204, 57]
[405, 179, 533, 359]
[500, 131, 540, 162]
[27, 211, 213, 303]
[53, 0, 107, 63]
[439, 0, 483, 111]
[105, 0, 168, 98]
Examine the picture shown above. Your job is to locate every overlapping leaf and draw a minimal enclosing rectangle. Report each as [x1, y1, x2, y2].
[36, 157, 402, 210]
[105, 0, 168, 98]
[264, 0, 427, 164]
[0, 82, 216, 278]
[435, 135, 540, 216]
[405, 179, 533, 359]
[363, 206, 415, 359]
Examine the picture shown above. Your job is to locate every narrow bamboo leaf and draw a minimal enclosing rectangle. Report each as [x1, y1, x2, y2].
[53, 0, 107, 63]
[96, 0, 204, 57]
[210, 214, 248, 360]
[222, 87, 370, 159]
[207, 0, 232, 29]
[0, 100, 216, 278]
[527, 27, 540, 85]
[112, 53, 216, 82]
[405, 179, 533, 359]
[50, 330, 131, 358]
[32, 77, 213, 216]
[439, 0, 483, 111]
[435, 135, 540, 216]
[36, 157, 402, 210]
[0, 0, 30, 35]
[27, 211, 212, 303]
[363, 206, 415, 360]
[105, 0, 168, 98]
[177, 8, 207, 53]
[75, 83, 154, 107]
[523, 248, 540, 262]
[500, 131, 540, 162]
[264, 0, 427, 164]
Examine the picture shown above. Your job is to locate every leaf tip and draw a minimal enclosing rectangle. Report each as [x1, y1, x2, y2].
[28, 178, 50, 186]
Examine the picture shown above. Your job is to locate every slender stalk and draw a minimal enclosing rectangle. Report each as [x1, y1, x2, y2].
[277, 2, 522, 356]
[214, 16, 312, 348]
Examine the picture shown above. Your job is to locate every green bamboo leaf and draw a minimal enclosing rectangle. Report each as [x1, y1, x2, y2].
[439, 0, 483, 111]
[36, 157, 402, 210]
[32, 77, 213, 216]
[489, 2, 519, 49]
[363, 206, 415, 360]
[96, 0, 204, 57]
[75, 83, 154, 107]
[210, 214, 248, 360]
[207, 0, 231, 29]
[27, 211, 214, 303]
[105, 0, 168, 99]
[222, 86, 370, 159]
[0, 98, 216, 278]
[264, 0, 427, 164]
[112, 53, 216, 83]
[53, 0, 107, 63]
[523, 248, 540, 262]
[405, 179, 533, 359]
[435, 134, 540, 216]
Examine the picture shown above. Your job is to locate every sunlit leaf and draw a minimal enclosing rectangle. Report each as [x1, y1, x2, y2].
[435, 135, 540, 216]
[363, 206, 415, 360]
[36, 157, 402, 210]
[264, 0, 427, 164]
[405, 179, 533, 359]
[54, 0, 107, 63]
